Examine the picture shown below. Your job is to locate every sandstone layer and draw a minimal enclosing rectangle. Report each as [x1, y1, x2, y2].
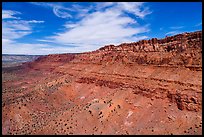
[2, 31, 202, 135]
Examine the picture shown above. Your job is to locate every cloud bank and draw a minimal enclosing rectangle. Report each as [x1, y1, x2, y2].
[37, 2, 152, 53]
[3, 2, 152, 55]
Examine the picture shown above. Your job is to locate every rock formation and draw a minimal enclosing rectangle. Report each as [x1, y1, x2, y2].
[2, 31, 202, 135]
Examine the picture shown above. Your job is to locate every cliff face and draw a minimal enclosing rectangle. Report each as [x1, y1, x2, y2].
[33, 31, 202, 67]
[99, 31, 202, 52]
[2, 31, 202, 135]
[79, 30, 202, 67]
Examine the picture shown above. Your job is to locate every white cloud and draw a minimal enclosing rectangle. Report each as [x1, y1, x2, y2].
[37, 39, 55, 43]
[4, 2, 152, 55]
[41, 3, 150, 53]
[2, 20, 44, 40]
[95, 2, 114, 10]
[2, 38, 14, 46]
[28, 20, 45, 23]
[2, 9, 45, 40]
[116, 2, 152, 19]
[165, 31, 180, 36]
[170, 26, 184, 29]
[2, 39, 79, 55]
[2, 9, 47, 55]
[2, 8, 73, 55]
[2, 41, 50, 55]
[3, 22, 32, 39]
[71, 4, 94, 18]
[30, 2, 152, 20]
[64, 23, 79, 28]
[53, 7, 72, 18]
[29, 2, 61, 9]
[2, 10, 21, 19]
[95, 2, 152, 19]
[195, 22, 202, 26]
[30, 2, 78, 19]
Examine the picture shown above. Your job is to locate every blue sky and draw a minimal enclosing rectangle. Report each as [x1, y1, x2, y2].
[2, 2, 202, 55]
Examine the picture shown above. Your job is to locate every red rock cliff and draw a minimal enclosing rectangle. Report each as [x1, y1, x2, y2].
[30, 31, 202, 68]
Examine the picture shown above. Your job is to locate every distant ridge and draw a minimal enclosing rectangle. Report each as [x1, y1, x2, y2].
[2, 54, 42, 63]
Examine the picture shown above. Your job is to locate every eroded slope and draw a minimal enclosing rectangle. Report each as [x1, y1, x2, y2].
[2, 31, 202, 135]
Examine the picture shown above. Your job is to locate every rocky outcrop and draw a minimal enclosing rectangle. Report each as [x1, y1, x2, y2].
[91, 31, 201, 66]
[98, 31, 202, 53]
